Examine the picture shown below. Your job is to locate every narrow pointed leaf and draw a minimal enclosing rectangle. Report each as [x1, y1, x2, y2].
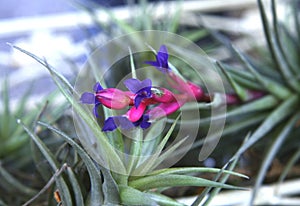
[232, 95, 299, 159]
[18, 120, 73, 206]
[199, 95, 278, 125]
[66, 167, 84, 206]
[134, 114, 181, 175]
[129, 174, 244, 191]
[217, 61, 248, 101]
[251, 112, 300, 204]
[278, 146, 300, 186]
[148, 167, 247, 179]
[270, 0, 300, 91]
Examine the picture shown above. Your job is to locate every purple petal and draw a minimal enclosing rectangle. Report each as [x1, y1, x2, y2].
[144, 60, 160, 68]
[158, 45, 168, 55]
[157, 45, 168, 64]
[140, 79, 152, 89]
[124, 78, 142, 93]
[144, 45, 170, 74]
[93, 103, 101, 118]
[124, 78, 152, 94]
[102, 116, 135, 131]
[134, 95, 144, 108]
[140, 115, 151, 129]
[93, 82, 103, 92]
[102, 117, 118, 131]
[80, 92, 95, 104]
[116, 116, 135, 130]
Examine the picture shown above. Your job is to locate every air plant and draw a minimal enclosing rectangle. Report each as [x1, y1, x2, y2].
[11, 40, 247, 205]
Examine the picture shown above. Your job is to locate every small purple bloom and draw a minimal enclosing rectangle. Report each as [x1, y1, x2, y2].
[133, 114, 151, 129]
[145, 45, 170, 73]
[124, 78, 152, 108]
[80, 82, 103, 117]
[102, 114, 151, 132]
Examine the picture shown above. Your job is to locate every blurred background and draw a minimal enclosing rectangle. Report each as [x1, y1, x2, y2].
[0, 0, 261, 110]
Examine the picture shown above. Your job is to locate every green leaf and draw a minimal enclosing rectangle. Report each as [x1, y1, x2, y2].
[134, 114, 181, 175]
[198, 95, 278, 126]
[101, 167, 121, 205]
[191, 113, 266, 150]
[257, 0, 278, 69]
[147, 192, 185, 206]
[127, 130, 143, 175]
[278, 146, 300, 186]
[0, 163, 37, 196]
[129, 47, 137, 79]
[148, 167, 247, 179]
[232, 94, 299, 160]
[1, 78, 10, 139]
[18, 120, 73, 206]
[231, 45, 291, 100]
[251, 112, 300, 205]
[293, 0, 300, 45]
[38, 121, 104, 205]
[119, 185, 156, 206]
[216, 61, 248, 101]
[129, 174, 244, 191]
[270, 0, 300, 92]
[66, 167, 84, 206]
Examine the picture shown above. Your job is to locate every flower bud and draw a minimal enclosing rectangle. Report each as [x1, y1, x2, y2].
[187, 81, 204, 101]
[151, 87, 176, 103]
[96, 88, 132, 109]
[126, 102, 147, 122]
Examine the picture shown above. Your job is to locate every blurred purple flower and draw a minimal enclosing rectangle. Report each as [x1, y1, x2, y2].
[124, 78, 152, 108]
[80, 82, 103, 117]
[145, 45, 170, 73]
[102, 114, 151, 132]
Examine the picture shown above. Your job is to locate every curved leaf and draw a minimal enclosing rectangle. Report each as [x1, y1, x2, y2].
[129, 174, 244, 191]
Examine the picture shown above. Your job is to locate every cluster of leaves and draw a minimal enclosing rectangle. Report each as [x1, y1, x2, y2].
[0, 78, 68, 205]
[211, 0, 300, 203]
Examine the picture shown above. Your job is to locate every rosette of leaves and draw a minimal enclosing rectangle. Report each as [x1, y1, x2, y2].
[0, 78, 68, 205]
[12, 44, 247, 205]
[211, 0, 300, 203]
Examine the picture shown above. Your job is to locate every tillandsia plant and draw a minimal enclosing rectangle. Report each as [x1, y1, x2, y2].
[209, 0, 300, 204]
[11, 33, 248, 205]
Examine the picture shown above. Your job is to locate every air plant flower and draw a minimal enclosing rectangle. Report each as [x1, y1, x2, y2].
[80, 82, 133, 117]
[124, 78, 152, 108]
[80, 82, 103, 117]
[144, 45, 170, 73]
[80, 45, 266, 132]
[102, 114, 151, 132]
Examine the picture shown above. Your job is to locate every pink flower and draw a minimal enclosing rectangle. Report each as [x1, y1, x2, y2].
[96, 88, 133, 109]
